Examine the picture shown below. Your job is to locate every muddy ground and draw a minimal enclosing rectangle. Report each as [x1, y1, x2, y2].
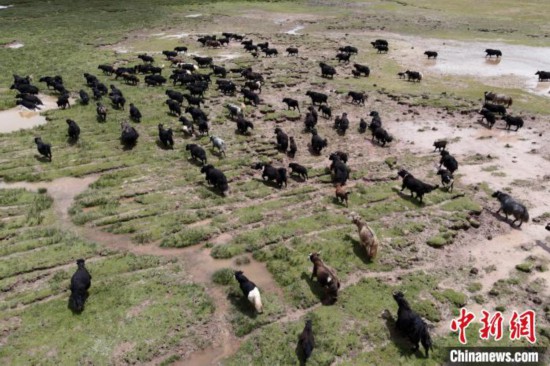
[0, 1, 549, 365]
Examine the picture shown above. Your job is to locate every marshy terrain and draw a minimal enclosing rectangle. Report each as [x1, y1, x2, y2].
[0, 1, 549, 365]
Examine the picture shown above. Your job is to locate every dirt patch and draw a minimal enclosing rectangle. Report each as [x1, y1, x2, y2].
[126, 300, 152, 318]
[112, 342, 136, 363]
[286, 25, 305, 35]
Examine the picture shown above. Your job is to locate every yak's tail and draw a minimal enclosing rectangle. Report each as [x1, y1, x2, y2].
[521, 208, 530, 223]
[421, 327, 433, 357]
[69, 292, 85, 312]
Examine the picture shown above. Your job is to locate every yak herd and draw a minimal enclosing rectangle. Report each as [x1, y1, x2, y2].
[7, 29, 541, 362]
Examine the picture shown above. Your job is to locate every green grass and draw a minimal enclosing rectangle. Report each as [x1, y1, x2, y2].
[0, 189, 215, 364]
[0, 269, 214, 365]
[1, 1, 549, 364]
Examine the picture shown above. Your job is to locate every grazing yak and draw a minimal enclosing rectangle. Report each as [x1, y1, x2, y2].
[201, 164, 229, 195]
[433, 139, 448, 152]
[484, 91, 512, 107]
[319, 62, 336, 78]
[56, 94, 70, 109]
[288, 136, 297, 158]
[336, 52, 351, 63]
[372, 127, 393, 146]
[329, 152, 349, 186]
[298, 320, 315, 363]
[485, 48, 502, 58]
[209, 136, 226, 157]
[79, 89, 90, 105]
[69, 259, 92, 313]
[405, 70, 422, 82]
[424, 51, 438, 59]
[436, 169, 454, 193]
[129, 103, 142, 122]
[398, 169, 438, 203]
[236, 115, 254, 135]
[304, 112, 317, 132]
[371, 39, 388, 48]
[306, 90, 328, 105]
[335, 184, 350, 207]
[275, 127, 289, 152]
[165, 99, 181, 116]
[120, 121, 139, 147]
[492, 191, 529, 227]
[186, 144, 207, 165]
[235, 271, 263, 314]
[288, 162, 308, 181]
[535, 71, 550, 81]
[318, 105, 332, 119]
[309, 252, 340, 304]
[393, 291, 433, 358]
[96, 102, 107, 122]
[351, 214, 379, 259]
[347, 91, 366, 105]
[333, 113, 349, 135]
[16, 99, 40, 110]
[359, 118, 367, 133]
[66, 119, 80, 141]
[479, 108, 496, 128]
[481, 103, 506, 116]
[353, 63, 370, 77]
[109, 94, 125, 110]
[158, 124, 174, 148]
[225, 103, 243, 119]
[34, 137, 52, 161]
[439, 150, 458, 174]
[286, 47, 299, 56]
[241, 88, 260, 106]
[310, 129, 328, 155]
[375, 44, 389, 53]
[253, 162, 287, 188]
[369, 111, 382, 131]
[339, 45, 358, 54]
[502, 115, 524, 131]
[282, 97, 300, 112]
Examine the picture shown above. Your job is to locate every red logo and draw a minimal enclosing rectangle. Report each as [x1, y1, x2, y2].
[450, 308, 476, 344]
[509, 310, 536, 343]
[451, 309, 537, 344]
[479, 310, 503, 341]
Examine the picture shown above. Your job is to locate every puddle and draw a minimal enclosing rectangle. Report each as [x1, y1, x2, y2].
[217, 53, 240, 62]
[185, 14, 202, 18]
[0, 94, 58, 133]
[4, 41, 23, 49]
[113, 47, 130, 54]
[177, 336, 241, 366]
[161, 33, 189, 39]
[285, 25, 304, 35]
[393, 35, 550, 96]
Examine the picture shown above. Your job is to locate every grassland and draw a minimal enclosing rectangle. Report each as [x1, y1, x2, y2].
[0, 0, 549, 365]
